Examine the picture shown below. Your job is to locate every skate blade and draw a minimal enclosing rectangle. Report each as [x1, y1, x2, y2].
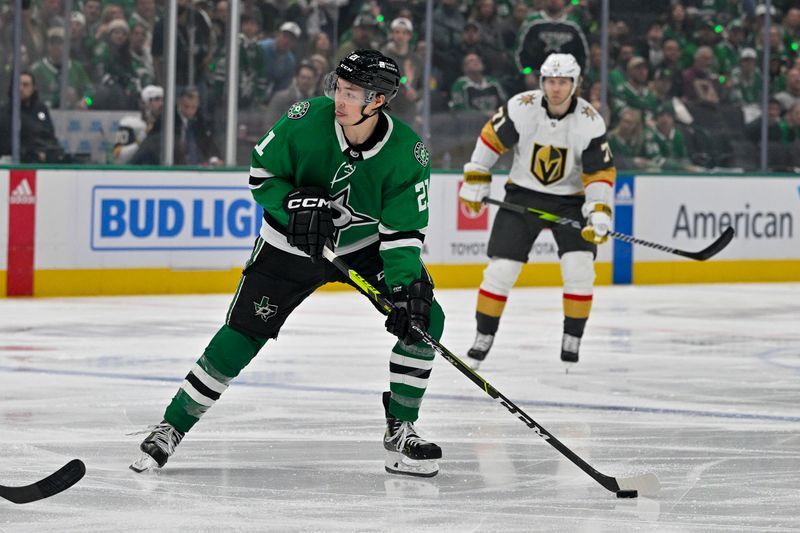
[129, 453, 160, 473]
[384, 451, 439, 478]
[563, 361, 576, 374]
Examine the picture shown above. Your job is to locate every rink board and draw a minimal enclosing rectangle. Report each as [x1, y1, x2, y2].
[0, 168, 796, 297]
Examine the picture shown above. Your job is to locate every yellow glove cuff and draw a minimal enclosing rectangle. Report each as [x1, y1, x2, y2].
[464, 171, 492, 184]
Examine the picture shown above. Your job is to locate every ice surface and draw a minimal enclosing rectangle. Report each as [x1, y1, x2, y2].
[1, 283, 799, 532]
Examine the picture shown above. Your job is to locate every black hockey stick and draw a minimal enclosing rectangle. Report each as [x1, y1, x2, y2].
[322, 246, 660, 497]
[0, 459, 85, 504]
[483, 197, 734, 261]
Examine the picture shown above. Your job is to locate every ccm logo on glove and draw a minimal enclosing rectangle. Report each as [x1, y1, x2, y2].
[286, 197, 330, 210]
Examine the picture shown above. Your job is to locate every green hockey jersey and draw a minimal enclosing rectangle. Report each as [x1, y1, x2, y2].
[249, 96, 431, 289]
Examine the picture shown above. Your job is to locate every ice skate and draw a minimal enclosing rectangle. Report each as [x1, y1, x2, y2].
[561, 333, 581, 373]
[383, 392, 441, 478]
[129, 421, 185, 472]
[466, 332, 494, 370]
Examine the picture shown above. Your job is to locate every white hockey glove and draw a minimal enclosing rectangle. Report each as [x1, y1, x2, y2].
[459, 170, 491, 214]
[580, 202, 612, 244]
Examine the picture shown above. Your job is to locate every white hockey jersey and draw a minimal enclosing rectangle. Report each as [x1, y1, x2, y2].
[467, 90, 615, 199]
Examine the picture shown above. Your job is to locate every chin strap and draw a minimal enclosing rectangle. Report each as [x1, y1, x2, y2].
[353, 105, 380, 125]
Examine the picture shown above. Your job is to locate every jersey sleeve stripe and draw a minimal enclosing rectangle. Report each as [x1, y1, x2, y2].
[249, 166, 274, 178]
[379, 229, 426, 242]
[479, 122, 508, 154]
[581, 168, 615, 187]
[380, 238, 422, 251]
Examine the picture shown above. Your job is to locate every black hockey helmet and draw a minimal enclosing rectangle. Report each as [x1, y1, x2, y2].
[334, 49, 400, 103]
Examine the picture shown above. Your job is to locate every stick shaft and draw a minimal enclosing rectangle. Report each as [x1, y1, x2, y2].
[483, 197, 733, 261]
[322, 246, 625, 493]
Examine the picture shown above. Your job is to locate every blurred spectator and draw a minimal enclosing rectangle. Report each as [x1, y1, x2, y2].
[68, 12, 93, 70]
[612, 56, 659, 122]
[746, 98, 791, 144]
[30, 27, 93, 109]
[256, 0, 304, 37]
[34, 0, 64, 38]
[784, 8, 800, 54]
[130, 22, 154, 87]
[131, 86, 220, 165]
[307, 53, 331, 96]
[499, 1, 529, 50]
[381, 17, 424, 125]
[439, 20, 513, 96]
[644, 104, 701, 171]
[93, 4, 126, 48]
[335, 15, 380, 62]
[682, 46, 725, 105]
[608, 43, 635, 95]
[515, 0, 589, 80]
[260, 21, 302, 102]
[1, 0, 46, 64]
[110, 84, 163, 164]
[636, 21, 665, 70]
[129, 0, 158, 50]
[757, 25, 792, 67]
[608, 108, 658, 171]
[587, 80, 603, 114]
[81, 0, 103, 52]
[306, 31, 334, 67]
[263, 62, 318, 127]
[0, 71, 68, 163]
[152, 0, 213, 88]
[469, 0, 505, 53]
[663, 3, 696, 66]
[93, 19, 146, 110]
[785, 102, 800, 141]
[715, 19, 746, 76]
[774, 68, 800, 112]
[730, 48, 763, 117]
[209, 14, 268, 112]
[433, 0, 466, 76]
[653, 40, 685, 99]
[449, 52, 506, 115]
[0, 45, 31, 104]
[582, 42, 602, 91]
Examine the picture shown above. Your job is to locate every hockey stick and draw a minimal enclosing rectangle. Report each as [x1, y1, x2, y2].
[322, 246, 660, 497]
[0, 459, 85, 504]
[483, 197, 734, 261]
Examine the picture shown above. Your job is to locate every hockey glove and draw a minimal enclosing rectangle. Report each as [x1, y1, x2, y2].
[459, 168, 492, 214]
[580, 202, 612, 244]
[385, 279, 434, 345]
[284, 187, 335, 262]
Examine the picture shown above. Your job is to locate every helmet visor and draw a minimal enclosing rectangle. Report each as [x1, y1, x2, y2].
[323, 72, 377, 105]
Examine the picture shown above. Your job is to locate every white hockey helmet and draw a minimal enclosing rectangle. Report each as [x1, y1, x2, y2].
[539, 53, 581, 98]
[140, 85, 164, 102]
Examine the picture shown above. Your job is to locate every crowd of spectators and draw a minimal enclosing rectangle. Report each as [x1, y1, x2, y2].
[1, 0, 800, 170]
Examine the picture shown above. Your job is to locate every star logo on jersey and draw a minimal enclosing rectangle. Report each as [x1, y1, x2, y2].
[581, 106, 597, 121]
[329, 184, 377, 245]
[518, 94, 535, 106]
[414, 142, 430, 167]
[287, 100, 310, 119]
[330, 161, 357, 187]
[530, 143, 569, 185]
[254, 296, 278, 322]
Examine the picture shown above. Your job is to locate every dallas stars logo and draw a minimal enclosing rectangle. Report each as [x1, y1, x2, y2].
[287, 100, 310, 119]
[254, 296, 278, 322]
[328, 184, 377, 245]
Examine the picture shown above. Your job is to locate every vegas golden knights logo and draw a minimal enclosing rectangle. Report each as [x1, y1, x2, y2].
[530, 144, 568, 185]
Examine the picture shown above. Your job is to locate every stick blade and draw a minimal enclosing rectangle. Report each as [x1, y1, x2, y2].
[685, 226, 735, 261]
[616, 473, 660, 497]
[0, 459, 86, 504]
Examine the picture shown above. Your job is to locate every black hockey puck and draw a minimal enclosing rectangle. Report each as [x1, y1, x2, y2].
[616, 489, 638, 498]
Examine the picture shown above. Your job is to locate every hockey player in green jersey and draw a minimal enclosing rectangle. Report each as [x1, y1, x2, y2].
[131, 50, 445, 477]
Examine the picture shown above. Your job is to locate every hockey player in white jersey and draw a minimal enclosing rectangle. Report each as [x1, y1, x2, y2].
[458, 53, 616, 370]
